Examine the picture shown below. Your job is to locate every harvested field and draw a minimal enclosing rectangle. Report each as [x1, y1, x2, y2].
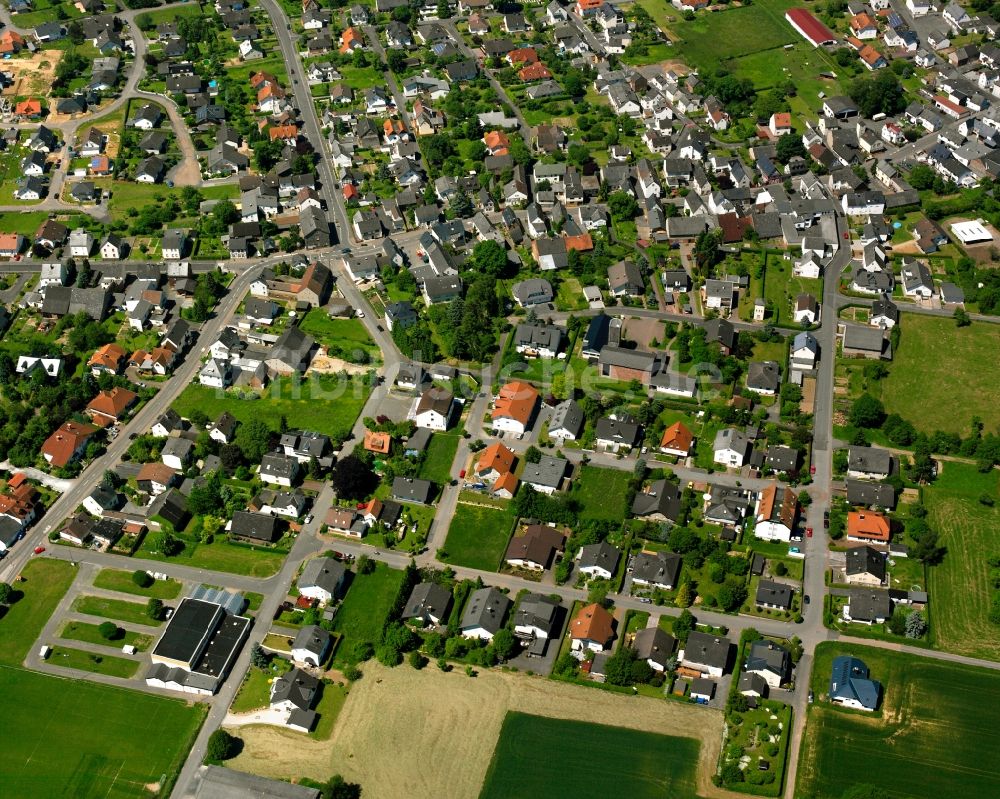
[225, 661, 724, 799]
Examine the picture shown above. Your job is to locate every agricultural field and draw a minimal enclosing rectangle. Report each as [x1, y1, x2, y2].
[223, 660, 720, 798]
[172, 373, 372, 439]
[924, 463, 1000, 660]
[440, 501, 516, 571]
[571, 465, 633, 523]
[798, 642, 1000, 799]
[0, 559, 76, 666]
[880, 316, 1000, 435]
[480, 713, 700, 799]
[330, 563, 405, 664]
[0, 667, 205, 799]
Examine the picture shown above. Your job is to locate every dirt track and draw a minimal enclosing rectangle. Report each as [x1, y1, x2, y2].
[225, 662, 731, 798]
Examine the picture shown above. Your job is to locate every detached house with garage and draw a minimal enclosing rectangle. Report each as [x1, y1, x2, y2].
[681, 631, 732, 678]
[297, 556, 347, 604]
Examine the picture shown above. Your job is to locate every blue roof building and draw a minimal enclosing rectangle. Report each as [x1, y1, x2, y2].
[830, 656, 881, 711]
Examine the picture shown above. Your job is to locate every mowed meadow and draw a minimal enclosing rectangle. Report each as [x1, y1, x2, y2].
[798, 643, 1000, 799]
[925, 463, 1000, 660]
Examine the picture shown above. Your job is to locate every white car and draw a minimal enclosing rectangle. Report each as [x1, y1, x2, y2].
[356, 309, 365, 318]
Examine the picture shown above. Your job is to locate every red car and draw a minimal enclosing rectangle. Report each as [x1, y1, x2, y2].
[33, 546, 45, 554]
[806, 527, 813, 538]
[810, 464, 816, 475]
[459, 469, 466, 479]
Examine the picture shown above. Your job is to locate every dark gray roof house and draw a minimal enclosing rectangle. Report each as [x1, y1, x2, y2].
[391, 477, 436, 504]
[682, 630, 732, 675]
[402, 581, 453, 625]
[745, 639, 791, 684]
[298, 557, 347, 600]
[631, 550, 682, 590]
[846, 479, 896, 509]
[747, 360, 781, 394]
[511, 278, 553, 307]
[548, 399, 584, 440]
[846, 545, 886, 584]
[577, 541, 621, 578]
[847, 587, 892, 623]
[631, 479, 681, 521]
[460, 587, 512, 638]
[765, 445, 799, 474]
[632, 627, 677, 671]
[755, 579, 794, 610]
[230, 510, 280, 543]
[291, 625, 331, 667]
[847, 446, 892, 478]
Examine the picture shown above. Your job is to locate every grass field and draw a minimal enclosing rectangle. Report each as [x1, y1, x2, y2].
[0, 665, 205, 798]
[571, 465, 632, 522]
[881, 316, 1000, 435]
[72, 595, 163, 627]
[60, 620, 154, 652]
[135, 535, 287, 578]
[669, 0, 800, 68]
[330, 563, 404, 663]
[480, 712, 700, 799]
[924, 463, 1000, 660]
[93, 569, 182, 599]
[441, 502, 515, 571]
[764, 254, 823, 325]
[298, 311, 380, 361]
[0, 559, 76, 665]
[418, 433, 461, 485]
[798, 642, 1000, 799]
[48, 645, 140, 678]
[172, 373, 371, 439]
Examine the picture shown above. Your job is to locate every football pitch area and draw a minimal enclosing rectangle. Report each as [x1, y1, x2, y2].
[478, 712, 700, 799]
[0, 665, 206, 798]
[797, 643, 1000, 799]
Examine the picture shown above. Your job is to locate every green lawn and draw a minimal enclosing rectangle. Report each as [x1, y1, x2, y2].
[135, 535, 287, 579]
[92, 569, 182, 600]
[310, 681, 349, 740]
[0, 211, 52, 236]
[72, 595, 163, 627]
[798, 642, 1000, 799]
[331, 563, 404, 663]
[0, 559, 76, 666]
[880, 316, 1000, 435]
[0, 665, 205, 798]
[669, 0, 800, 68]
[440, 502, 515, 571]
[48, 646, 139, 679]
[231, 663, 285, 713]
[298, 310, 380, 362]
[418, 432, 461, 484]
[763, 255, 823, 325]
[479, 712, 700, 799]
[571, 465, 632, 522]
[924, 463, 1000, 660]
[172, 373, 372, 439]
[59, 620, 154, 652]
